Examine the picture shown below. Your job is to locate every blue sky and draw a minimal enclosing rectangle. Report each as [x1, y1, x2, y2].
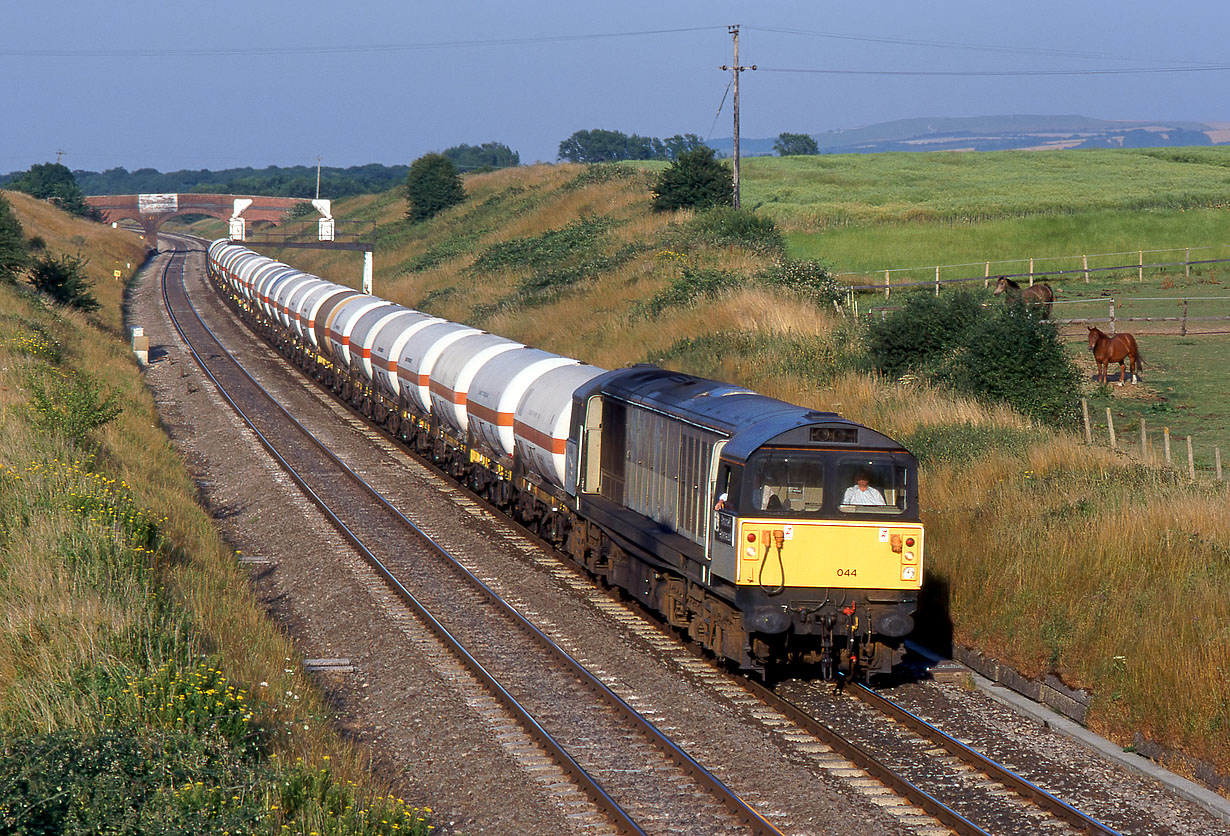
[2, 0, 1226, 173]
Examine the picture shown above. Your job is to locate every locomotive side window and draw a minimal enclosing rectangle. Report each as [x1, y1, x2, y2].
[837, 457, 907, 514]
[747, 452, 824, 514]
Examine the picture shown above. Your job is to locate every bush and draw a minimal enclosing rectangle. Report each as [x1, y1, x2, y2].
[866, 289, 984, 379]
[636, 267, 737, 318]
[651, 147, 733, 212]
[27, 252, 99, 312]
[756, 259, 846, 305]
[903, 422, 1047, 465]
[28, 370, 122, 447]
[0, 194, 26, 284]
[404, 153, 466, 223]
[688, 206, 783, 254]
[867, 289, 1081, 427]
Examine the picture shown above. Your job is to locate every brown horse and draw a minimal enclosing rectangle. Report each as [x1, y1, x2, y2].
[994, 276, 1054, 318]
[1087, 326, 1143, 385]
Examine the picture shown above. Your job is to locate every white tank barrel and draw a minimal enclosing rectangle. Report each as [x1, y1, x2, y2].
[468, 348, 577, 462]
[370, 310, 441, 400]
[349, 304, 412, 382]
[396, 321, 481, 417]
[516, 363, 608, 490]
[327, 296, 390, 368]
[429, 333, 523, 437]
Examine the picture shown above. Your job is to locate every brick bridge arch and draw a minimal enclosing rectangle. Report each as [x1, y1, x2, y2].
[84, 193, 303, 248]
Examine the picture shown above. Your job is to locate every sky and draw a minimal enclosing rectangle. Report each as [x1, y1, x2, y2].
[2, 1, 1227, 174]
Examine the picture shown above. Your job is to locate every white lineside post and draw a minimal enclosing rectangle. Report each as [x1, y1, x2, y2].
[229, 198, 253, 241]
[312, 199, 334, 242]
[1187, 436, 1195, 481]
[362, 250, 373, 295]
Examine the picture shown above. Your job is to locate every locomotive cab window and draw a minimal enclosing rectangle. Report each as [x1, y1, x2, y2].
[837, 457, 907, 514]
[747, 451, 823, 514]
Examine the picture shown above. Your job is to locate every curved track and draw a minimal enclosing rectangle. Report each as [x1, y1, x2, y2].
[156, 236, 783, 836]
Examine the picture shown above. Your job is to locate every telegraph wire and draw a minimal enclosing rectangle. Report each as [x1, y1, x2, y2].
[758, 65, 1230, 77]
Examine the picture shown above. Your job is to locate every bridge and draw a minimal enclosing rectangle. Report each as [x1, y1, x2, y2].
[85, 193, 303, 248]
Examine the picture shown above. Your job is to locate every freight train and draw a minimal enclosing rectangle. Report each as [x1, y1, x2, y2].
[206, 239, 924, 678]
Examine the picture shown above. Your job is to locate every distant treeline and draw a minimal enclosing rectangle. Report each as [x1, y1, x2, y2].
[54, 164, 411, 198]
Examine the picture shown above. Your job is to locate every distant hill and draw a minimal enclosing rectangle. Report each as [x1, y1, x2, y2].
[712, 115, 1224, 157]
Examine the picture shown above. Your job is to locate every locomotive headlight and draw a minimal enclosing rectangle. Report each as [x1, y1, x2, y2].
[903, 551, 916, 562]
[902, 566, 917, 581]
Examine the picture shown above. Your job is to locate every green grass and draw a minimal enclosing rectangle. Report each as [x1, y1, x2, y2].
[744, 147, 1230, 229]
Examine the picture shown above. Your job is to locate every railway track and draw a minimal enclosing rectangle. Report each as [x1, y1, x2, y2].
[156, 237, 781, 835]
[156, 234, 1135, 835]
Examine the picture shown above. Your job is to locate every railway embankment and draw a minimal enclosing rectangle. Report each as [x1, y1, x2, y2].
[0, 194, 442, 834]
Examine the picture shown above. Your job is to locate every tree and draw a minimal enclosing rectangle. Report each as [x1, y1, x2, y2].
[662, 134, 709, 161]
[774, 132, 819, 156]
[0, 193, 27, 284]
[442, 142, 520, 172]
[558, 129, 663, 163]
[6, 162, 96, 218]
[27, 251, 100, 312]
[404, 153, 466, 223]
[651, 147, 733, 212]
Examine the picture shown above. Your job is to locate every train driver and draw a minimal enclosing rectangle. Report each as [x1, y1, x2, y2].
[842, 472, 886, 506]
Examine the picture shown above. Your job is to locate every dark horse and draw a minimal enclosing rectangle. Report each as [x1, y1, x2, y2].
[1087, 326, 1143, 385]
[994, 276, 1054, 318]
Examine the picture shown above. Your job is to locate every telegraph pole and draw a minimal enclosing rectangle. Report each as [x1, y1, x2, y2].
[315, 156, 322, 200]
[719, 25, 755, 208]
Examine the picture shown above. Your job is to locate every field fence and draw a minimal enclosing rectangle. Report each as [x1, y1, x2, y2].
[838, 245, 1230, 298]
[1080, 398, 1225, 483]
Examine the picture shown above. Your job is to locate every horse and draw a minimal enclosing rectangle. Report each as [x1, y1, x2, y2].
[994, 276, 1054, 318]
[1087, 326, 1143, 385]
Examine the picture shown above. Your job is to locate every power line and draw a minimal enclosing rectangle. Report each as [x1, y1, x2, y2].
[744, 25, 1224, 68]
[758, 64, 1230, 77]
[0, 27, 721, 58]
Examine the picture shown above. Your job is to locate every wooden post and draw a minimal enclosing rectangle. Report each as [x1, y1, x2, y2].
[1185, 247, 1191, 280]
[984, 261, 990, 289]
[1164, 427, 1172, 467]
[1138, 250, 1144, 282]
[1186, 436, 1195, 481]
[1083, 253, 1090, 283]
[1216, 447, 1223, 481]
[1081, 398, 1092, 444]
[1109, 299, 1116, 335]
[1181, 298, 1188, 337]
[1140, 418, 1147, 461]
[884, 269, 890, 299]
[1029, 257, 1035, 286]
[935, 265, 940, 297]
[1106, 408, 1116, 449]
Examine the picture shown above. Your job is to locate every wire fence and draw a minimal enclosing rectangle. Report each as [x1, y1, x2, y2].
[1081, 398, 1225, 482]
[838, 245, 1230, 298]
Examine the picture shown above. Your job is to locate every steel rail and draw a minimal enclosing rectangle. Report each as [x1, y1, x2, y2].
[850, 683, 1121, 836]
[159, 235, 781, 836]
[740, 678, 992, 836]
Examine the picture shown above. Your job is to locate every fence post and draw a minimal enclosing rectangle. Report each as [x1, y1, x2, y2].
[1138, 250, 1144, 282]
[1164, 427, 1172, 467]
[1109, 299, 1116, 335]
[1217, 447, 1223, 481]
[1029, 257, 1035, 286]
[1187, 436, 1195, 481]
[1185, 247, 1191, 280]
[1181, 298, 1188, 337]
[1083, 253, 1090, 283]
[884, 269, 890, 299]
[1107, 408, 1116, 449]
[935, 265, 940, 297]
[1081, 398, 1092, 444]
[984, 261, 990, 289]
[1140, 418, 1147, 461]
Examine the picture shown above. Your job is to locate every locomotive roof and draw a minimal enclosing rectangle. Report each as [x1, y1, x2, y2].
[578, 365, 910, 461]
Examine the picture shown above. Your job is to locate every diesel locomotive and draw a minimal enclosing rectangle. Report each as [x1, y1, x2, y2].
[206, 239, 925, 678]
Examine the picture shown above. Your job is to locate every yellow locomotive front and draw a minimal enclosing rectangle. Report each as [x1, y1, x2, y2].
[711, 434, 924, 678]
